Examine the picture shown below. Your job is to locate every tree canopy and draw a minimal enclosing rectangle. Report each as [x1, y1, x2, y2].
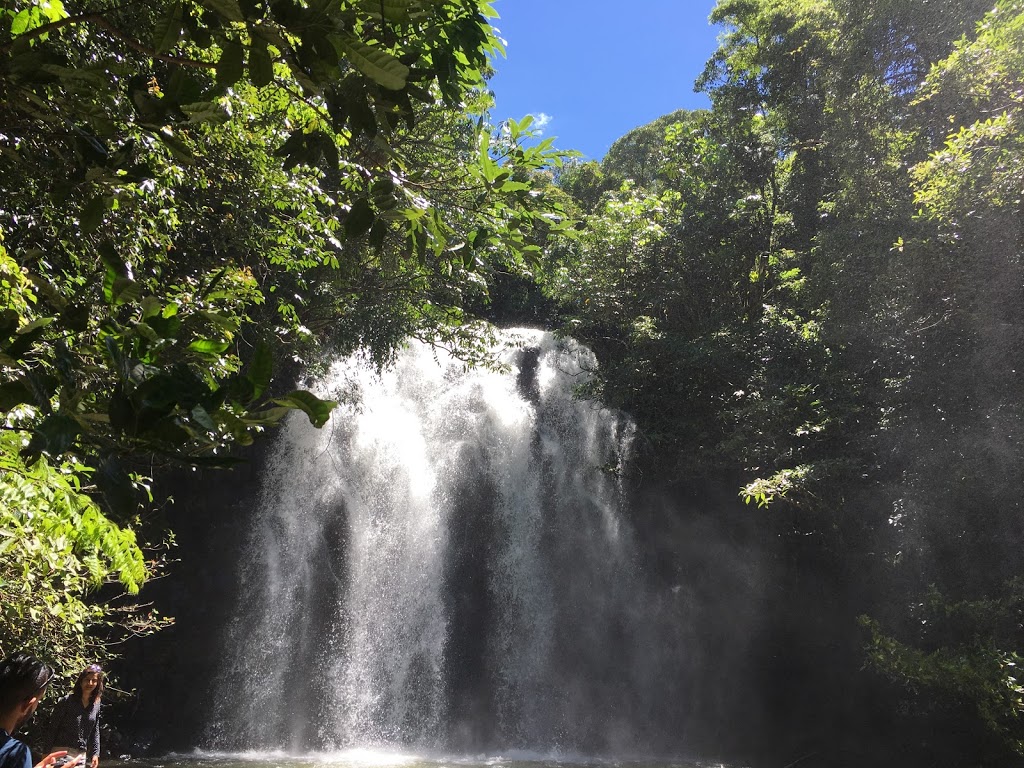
[1, 0, 571, 672]
[544, 1, 1024, 764]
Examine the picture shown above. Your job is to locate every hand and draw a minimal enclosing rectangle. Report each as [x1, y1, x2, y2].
[35, 751, 67, 768]
[90, 757, 98, 768]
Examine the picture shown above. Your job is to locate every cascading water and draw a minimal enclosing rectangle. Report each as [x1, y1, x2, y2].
[209, 329, 684, 756]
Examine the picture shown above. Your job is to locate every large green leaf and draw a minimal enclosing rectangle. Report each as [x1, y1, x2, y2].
[359, 0, 422, 23]
[15, 316, 56, 335]
[188, 338, 231, 355]
[242, 406, 291, 426]
[248, 42, 274, 88]
[111, 276, 142, 306]
[180, 101, 231, 124]
[500, 180, 533, 192]
[99, 245, 141, 306]
[25, 271, 67, 312]
[246, 341, 273, 401]
[273, 390, 338, 428]
[335, 34, 410, 90]
[80, 195, 109, 233]
[9, 9, 37, 37]
[154, 127, 195, 163]
[345, 198, 376, 238]
[25, 414, 81, 458]
[153, 2, 185, 54]
[197, 311, 238, 333]
[200, 0, 245, 22]
[190, 404, 217, 432]
[216, 40, 246, 87]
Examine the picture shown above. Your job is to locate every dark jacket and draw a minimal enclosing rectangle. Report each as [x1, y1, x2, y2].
[46, 695, 100, 763]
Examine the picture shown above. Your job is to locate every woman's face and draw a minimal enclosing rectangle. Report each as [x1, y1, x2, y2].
[81, 672, 101, 694]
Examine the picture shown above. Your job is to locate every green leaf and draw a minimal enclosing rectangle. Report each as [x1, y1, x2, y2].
[154, 128, 195, 163]
[190, 404, 217, 431]
[197, 310, 238, 333]
[335, 33, 410, 91]
[153, 2, 185, 54]
[163, 69, 205, 105]
[25, 414, 81, 457]
[180, 101, 231, 124]
[188, 338, 231, 355]
[273, 390, 337, 428]
[80, 195, 109, 233]
[111, 276, 141, 306]
[200, 0, 245, 22]
[16, 316, 56, 335]
[10, 9, 34, 37]
[216, 40, 246, 87]
[249, 41, 274, 88]
[246, 341, 273, 401]
[500, 180, 533, 192]
[243, 406, 291, 425]
[25, 272, 67, 312]
[41, 0, 68, 24]
[99, 244, 136, 305]
[360, 0, 416, 23]
[141, 296, 162, 319]
[147, 311, 181, 339]
[135, 322, 159, 342]
[345, 197, 376, 238]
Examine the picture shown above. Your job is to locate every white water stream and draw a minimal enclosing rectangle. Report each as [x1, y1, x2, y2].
[210, 331, 682, 755]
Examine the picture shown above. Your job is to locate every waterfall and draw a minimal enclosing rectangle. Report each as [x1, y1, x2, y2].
[209, 329, 681, 755]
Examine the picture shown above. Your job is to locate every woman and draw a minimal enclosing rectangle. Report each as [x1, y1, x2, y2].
[45, 666, 102, 768]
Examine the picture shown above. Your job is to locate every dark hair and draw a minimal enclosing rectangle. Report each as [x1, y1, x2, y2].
[0, 654, 54, 713]
[72, 664, 104, 709]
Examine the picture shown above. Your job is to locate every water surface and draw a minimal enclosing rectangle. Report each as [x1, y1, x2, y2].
[120, 752, 730, 768]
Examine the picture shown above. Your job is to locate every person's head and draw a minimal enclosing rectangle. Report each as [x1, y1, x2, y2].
[73, 664, 104, 708]
[0, 653, 54, 731]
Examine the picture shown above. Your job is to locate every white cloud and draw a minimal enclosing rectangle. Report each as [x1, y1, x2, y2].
[531, 112, 552, 132]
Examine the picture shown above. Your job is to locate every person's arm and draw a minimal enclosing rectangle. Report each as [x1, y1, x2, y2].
[85, 708, 99, 768]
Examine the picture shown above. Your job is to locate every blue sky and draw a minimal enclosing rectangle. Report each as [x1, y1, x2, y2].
[488, 1, 722, 161]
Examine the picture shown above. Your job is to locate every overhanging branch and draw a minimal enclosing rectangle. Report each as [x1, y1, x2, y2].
[0, 12, 214, 70]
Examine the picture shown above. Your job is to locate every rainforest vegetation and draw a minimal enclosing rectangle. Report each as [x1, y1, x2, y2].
[2, 0, 1023, 766]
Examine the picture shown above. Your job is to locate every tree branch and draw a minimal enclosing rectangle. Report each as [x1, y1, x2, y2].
[1, 12, 215, 70]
